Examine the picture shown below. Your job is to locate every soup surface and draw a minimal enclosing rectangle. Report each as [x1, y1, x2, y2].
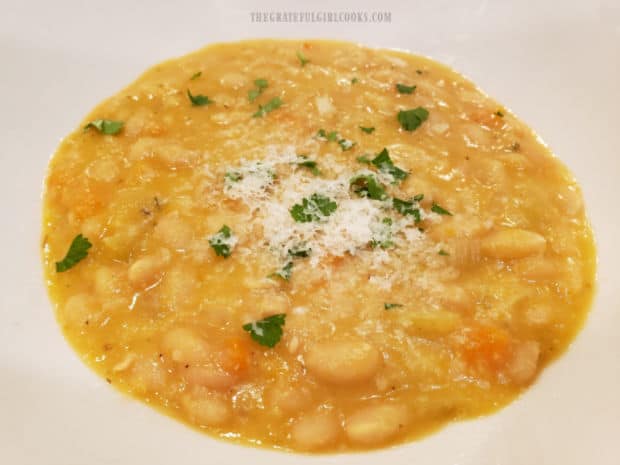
[41, 39, 595, 452]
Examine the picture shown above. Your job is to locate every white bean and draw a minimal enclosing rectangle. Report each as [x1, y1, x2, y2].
[345, 404, 407, 445]
[291, 411, 341, 450]
[304, 340, 381, 385]
[480, 228, 546, 260]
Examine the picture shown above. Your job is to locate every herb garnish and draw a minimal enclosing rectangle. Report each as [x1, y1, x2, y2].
[296, 50, 309, 66]
[242, 314, 286, 348]
[350, 174, 387, 200]
[371, 148, 408, 183]
[209, 225, 235, 257]
[288, 245, 311, 258]
[187, 89, 213, 106]
[397, 107, 429, 131]
[317, 129, 338, 141]
[190, 71, 202, 80]
[430, 203, 452, 216]
[392, 197, 421, 223]
[496, 110, 504, 117]
[293, 156, 320, 175]
[290, 193, 338, 223]
[370, 217, 395, 249]
[55, 234, 92, 272]
[356, 155, 372, 165]
[359, 126, 375, 134]
[84, 119, 124, 135]
[351, 77, 359, 84]
[337, 138, 356, 151]
[438, 249, 450, 256]
[248, 78, 268, 103]
[269, 261, 293, 281]
[317, 129, 355, 151]
[253, 96, 282, 117]
[384, 303, 403, 310]
[396, 83, 416, 94]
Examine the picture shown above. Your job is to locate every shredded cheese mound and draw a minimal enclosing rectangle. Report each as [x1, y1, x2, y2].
[222, 146, 436, 266]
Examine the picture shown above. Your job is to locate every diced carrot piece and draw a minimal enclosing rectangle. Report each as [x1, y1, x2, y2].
[460, 324, 511, 373]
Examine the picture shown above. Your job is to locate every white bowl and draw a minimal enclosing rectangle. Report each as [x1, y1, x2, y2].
[1, 1, 619, 464]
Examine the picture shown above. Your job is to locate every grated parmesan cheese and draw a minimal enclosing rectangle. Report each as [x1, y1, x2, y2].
[222, 146, 440, 267]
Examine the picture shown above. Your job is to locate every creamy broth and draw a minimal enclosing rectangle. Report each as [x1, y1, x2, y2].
[41, 39, 595, 452]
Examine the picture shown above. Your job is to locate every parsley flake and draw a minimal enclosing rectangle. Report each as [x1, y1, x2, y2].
[190, 71, 202, 80]
[293, 156, 320, 175]
[290, 193, 338, 223]
[296, 50, 309, 66]
[288, 245, 311, 258]
[397, 107, 429, 131]
[209, 225, 235, 258]
[242, 314, 286, 348]
[187, 89, 214, 106]
[392, 197, 421, 223]
[253, 96, 282, 117]
[350, 174, 387, 200]
[84, 119, 124, 135]
[371, 148, 408, 183]
[396, 83, 416, 94]
[384, 303, 403, 310]
[351, 77, 359, 84]
[356, 155, 372, 165]
[269, 261, 293, 281]
[337, 138, 356, 151]
[55, 234, 92, 272]
[317, 129, 339, 141]
[359, 126, 375, 134]
[438, 249, 450, 256]
[248, 78, 268, 102]
[496, 110, 504, 117]
[431, 202, 452, 216]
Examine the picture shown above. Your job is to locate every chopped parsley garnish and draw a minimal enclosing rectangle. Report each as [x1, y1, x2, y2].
[496, 110, 504, 117]
[371, 148, 408, 183]
[190, 71, 202, 80]
[84, 119, 124, 135]
[338, 138, 356, 151]
[209, 225, 235, 258]
[356, 155, 372, 165]
[269, 261, 293, 281]
[351, 77, 359, 84]
[396, 83, 416, 94]
[430, 202, 452, 216]
[397, 107, 429, 131]
[350, 174, 387, 200]
[225, 171, 243, 182]
[438, 249, 450, 256]
[413, 193, 424, 202]
[416, 69, 423, 75]
[392, 197, 421, 223]
[317, 129, 338, 141]
[253, 96, 282, 117]
[242, 314, 286, 348]
[296, 50, 309, 66]
[370, 217, 395, 249]
[288, 245, 311, 258]
[317, 129, 355, 151]
[248, 78, 268, 102]
[384, 303, 403, 310]
[359, 126, 375, 134]
[55, 234, 92, 272]
[187, 89, 213, 106]
[293, 156, 320, 175]
[290, 193, 338, 223]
